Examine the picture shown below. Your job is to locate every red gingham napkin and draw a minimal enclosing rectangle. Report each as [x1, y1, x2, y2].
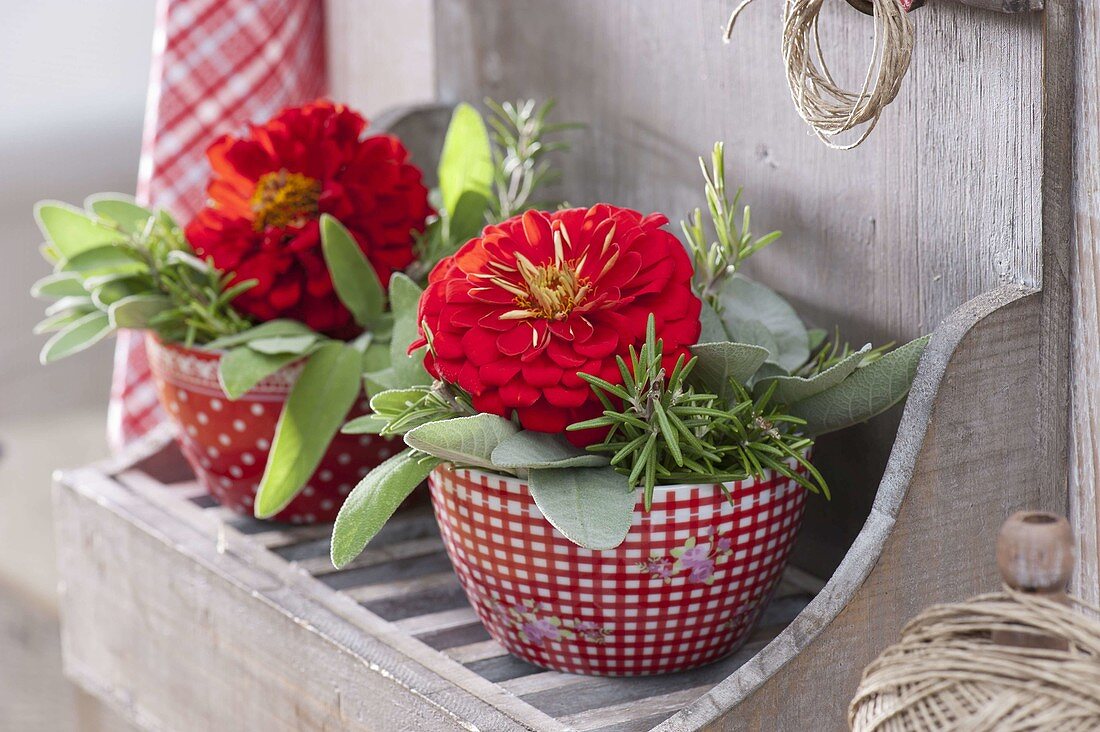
[108, 0, 326, 453]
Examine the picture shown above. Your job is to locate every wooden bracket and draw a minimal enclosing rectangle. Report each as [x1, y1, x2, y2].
[844, 0, 1043, 16]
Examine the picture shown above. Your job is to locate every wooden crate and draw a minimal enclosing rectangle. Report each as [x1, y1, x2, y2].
[55, 275, 1059, 731]
[55, 431, 821, 732]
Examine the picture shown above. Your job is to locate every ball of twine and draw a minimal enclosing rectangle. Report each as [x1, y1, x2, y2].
[849, 588, 1100, 732]
[725, 0, 914, 149]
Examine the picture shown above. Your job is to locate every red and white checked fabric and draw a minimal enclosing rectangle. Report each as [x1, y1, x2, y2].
[108, 0, 326, 453]
[428, 463, 808, 676]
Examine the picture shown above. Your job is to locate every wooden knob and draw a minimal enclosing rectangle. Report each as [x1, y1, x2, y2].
[996, 511, 1074, 595]
[993, 511, 1073, 650]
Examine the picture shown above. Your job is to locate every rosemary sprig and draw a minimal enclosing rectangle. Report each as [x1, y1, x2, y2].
[486, 99, 579, 222]
[682, 142, 782, 306]
[569, 316, 827, 508]
[367, 381, 475, 436]
[117, 213, 254, 345]
[799, 328, 894, 377]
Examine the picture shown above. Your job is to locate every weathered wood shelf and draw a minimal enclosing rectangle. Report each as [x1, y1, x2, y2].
[55, 431, 822, 732]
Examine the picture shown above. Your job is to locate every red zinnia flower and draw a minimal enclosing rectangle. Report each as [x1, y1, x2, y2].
[185, 100, 432, 335]
[415, 205, 702, 445]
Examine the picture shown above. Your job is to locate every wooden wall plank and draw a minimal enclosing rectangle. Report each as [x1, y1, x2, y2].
[1070, 0, 1100, 603]
[325, 0, 435, 117]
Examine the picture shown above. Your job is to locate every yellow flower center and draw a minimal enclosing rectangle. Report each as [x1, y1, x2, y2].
[487, 225, 591, 322]
[513, 257, 590, 320]
[250, 169, 321, 231]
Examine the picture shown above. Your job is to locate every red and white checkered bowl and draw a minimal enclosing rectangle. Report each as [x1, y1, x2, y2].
[428, 462, 808, 676]
[146, 334, 400, 524]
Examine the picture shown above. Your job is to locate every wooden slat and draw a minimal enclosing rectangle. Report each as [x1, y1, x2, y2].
[447, 639, 509, 664]
[345, 570, 460, 604]
[293, 536, 445, 576]
[394, 606, 481, 635]
[560, 686, 712, 732]
[247, 522, 336, 550]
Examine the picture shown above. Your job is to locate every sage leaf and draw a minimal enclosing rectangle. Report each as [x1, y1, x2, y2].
[45, 295, 93, 317]
[31, 272, 86, 299]
[91, 278, 142, 309]
[492, 430, 610, 469]
[34, 310, 89, 335]
[205, 319, 316, 349]
[40, 311, 112, 364]
[86, 195, 153, 235]
[725, 317, 780, 361]
[404, 413, 518, 470]
[341, 387, 432, 434]
[389, 273, 432, 386]
[61, 244, 142, 276]
[255, 343, 362, 518]
[108, 294, 172, 329]
[789, 335, 930, 436]
[698, 300, 728, 344]
[448, 189, 491, 246]
[330, 449, 439, 568]
[754, 344, 870, 403]
[527, 467, 636, 550]
[340, 414, 388, 435]
[438, 103, 493, 237]
[320, 214, 385, 327]
[247, 334, 320, 355]
[35, 202, 126, 258]
[714, 274, 809, 371]
[689, 341, 771, 403]
[218, 346, 303, 400]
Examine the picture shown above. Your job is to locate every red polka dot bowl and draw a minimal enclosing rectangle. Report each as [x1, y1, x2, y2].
[146, 334, 400, 524]
[428, 462, 808, 676]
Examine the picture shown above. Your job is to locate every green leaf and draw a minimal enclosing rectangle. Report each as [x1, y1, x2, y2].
[320, 214, 385, 327]
[438, 103, 493, 230]
[39, 311, 112, 363]
[370, 387, 433, 414]
[403, 414, 518, 470]
[491, 430, 610, 469]
[341, 387, 432, 434]
[448, 189, 491, 244]
[61, 244, 142, 275]
[754, 344, 870, 403]
[108, 294, 172, 329]
[31, 272, 87, 299]
[689, 341, 771, 402]
[807, 328, 828, 352]
[34, 202, 126, 258]
[362, 340, 390, 373]
[254, 343, 363, 518]
[86, 195, 153, 235]
[91, 277, 142, 309]
[698, 300, 728, 344]
[364, 367, 402, 396]
[248, 334, 320, 355]
[34, 310, 89, 334]
[788, 335, 930, 436]
[330, 449, 439, 568]
[388, 273, 432, 386]
[340, 414, 388, 435]
[45, 295, 93, 317]
[205, 320, 316, 349]
[218, 346, 302, 400]
[714, 274, 808, 371]
[527, 466, 636, 550]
